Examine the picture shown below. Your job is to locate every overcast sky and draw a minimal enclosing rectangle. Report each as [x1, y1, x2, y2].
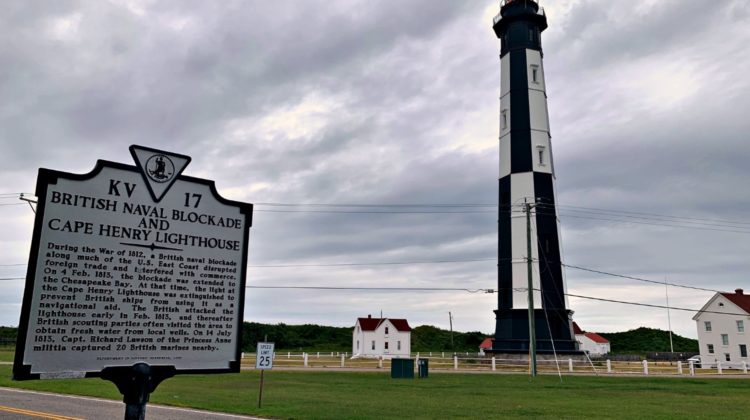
[2, 0, 749, 340]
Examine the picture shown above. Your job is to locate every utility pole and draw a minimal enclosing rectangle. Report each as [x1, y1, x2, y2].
[525, 200, 537, 377]
[449, 312, 455, 356]
[665, 276, 674, 353]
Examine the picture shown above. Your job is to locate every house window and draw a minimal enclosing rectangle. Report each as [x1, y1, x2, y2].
[708, 344, 714, 354]
[725, 353, 731, 362]
[704, 321, 712, 332]
[722, 334, 729, 346]
[385, 342, 389, 350]
[371, 341, 375, 350]
[531, 65, 539, 84]
[501, 110, 508, 130]
[398, 341, 401, 351]
[740, 344, 747, 358]
[385, 327, 389, 335]
[738, 320, 745, 333]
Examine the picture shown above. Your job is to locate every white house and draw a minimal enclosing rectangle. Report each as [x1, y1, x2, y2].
[692, 288, 750, 368]
[352, 315, 411, 359]
[573, 322, 610, 356]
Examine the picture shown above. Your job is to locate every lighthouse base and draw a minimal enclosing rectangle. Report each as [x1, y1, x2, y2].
[487, 309, 581, 354]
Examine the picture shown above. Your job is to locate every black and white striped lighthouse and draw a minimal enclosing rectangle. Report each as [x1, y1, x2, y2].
[490, 0, 578, 353]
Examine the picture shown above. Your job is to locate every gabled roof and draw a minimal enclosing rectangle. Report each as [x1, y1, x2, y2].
[584, 332, 609, 344]
[389, 319, 412, 332]
[356, 317, 411, 332]
[692, 289, 750, 320]
[722, 289, 750, 314]
[572, 322, 584, 335]
[479, 338, 493, 349]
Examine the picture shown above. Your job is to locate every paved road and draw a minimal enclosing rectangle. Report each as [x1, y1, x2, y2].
[0, 387, 264, 420]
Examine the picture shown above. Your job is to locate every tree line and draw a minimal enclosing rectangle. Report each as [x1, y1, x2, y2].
[0, 324, 698, 353]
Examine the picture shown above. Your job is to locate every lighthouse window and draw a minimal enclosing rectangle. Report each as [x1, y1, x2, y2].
[501, 109, 508, 130]
[531, 65, 539, 83]
[537, 146, 545, 166]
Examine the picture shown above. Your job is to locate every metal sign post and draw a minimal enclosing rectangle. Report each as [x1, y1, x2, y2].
[256, 342, 274, 408]
[13, 145, 253, 419]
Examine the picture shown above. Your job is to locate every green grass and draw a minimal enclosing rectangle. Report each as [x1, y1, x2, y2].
[2, 366, 750, 419]
[0, 350, 14, 362]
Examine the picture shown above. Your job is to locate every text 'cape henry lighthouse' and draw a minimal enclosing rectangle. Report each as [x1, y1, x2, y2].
[489, 0, 578, 353]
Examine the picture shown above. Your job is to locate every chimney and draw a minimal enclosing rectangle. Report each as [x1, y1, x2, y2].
[368, 314, 371, 318]
[736, 288, 744, 295]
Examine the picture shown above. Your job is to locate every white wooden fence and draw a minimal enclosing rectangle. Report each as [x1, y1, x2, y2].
[239, 351, 749, 377]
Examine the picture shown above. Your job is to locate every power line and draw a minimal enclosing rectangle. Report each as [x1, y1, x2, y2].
[243, 284, 744, 317]
[561, 263, 722, 293]
[255, 202, 495, 208]
[0, 274, 739, 316]
[246, 285, 489, 293]
[254, 209, 496, 214]
[0, 258, 502, 270]
[554, 212, 750, 235]
[562, 292, 745, 317]
[2, 196, 749, 226]
[0, 257, 730, 295]
[553, 204, 750, 226]
[535, 205, 750, 234]
[561, 210, 750, 233]
[257, 202, 750, 227]
[248, 258, 498, 268]
[0, 193, 32, 197]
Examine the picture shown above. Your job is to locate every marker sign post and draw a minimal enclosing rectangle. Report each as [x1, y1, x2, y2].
[13, 146, 253, 419]
[255, 342, 274, 408]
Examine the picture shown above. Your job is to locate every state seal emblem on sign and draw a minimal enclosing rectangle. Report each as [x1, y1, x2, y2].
[145, 154, 175, 183]
[130, 146, 191, 202]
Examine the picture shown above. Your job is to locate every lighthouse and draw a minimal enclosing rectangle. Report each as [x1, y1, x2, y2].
[490, 0, 578, 353]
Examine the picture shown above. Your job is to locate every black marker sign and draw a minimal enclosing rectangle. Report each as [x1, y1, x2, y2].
[14, 145, 253, 379]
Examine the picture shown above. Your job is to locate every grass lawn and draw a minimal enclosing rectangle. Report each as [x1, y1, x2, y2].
[2, 366, 750, 419]
[0, 350, 14, 362]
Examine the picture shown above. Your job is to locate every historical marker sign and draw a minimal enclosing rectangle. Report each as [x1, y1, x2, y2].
[14, 145, 253, 380]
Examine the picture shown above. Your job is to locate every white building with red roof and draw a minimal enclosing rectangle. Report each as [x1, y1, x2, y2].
[573, 322, 610, 356]
[478, 337, 493, 356]
[352, 315, 411, 358]
[692, 288, 750, 368]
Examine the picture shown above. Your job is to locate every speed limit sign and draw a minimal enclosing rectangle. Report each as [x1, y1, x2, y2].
[256, 342, 275, 370]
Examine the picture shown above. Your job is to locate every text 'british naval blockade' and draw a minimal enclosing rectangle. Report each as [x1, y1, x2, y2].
[15, 146, 252, 378]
